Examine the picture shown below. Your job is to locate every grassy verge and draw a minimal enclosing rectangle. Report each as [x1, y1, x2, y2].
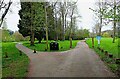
[23, 40, 79, 52]
[86, 37, 119, 74]
[2, 42, 29, 77]
[0, 42, 2, 78]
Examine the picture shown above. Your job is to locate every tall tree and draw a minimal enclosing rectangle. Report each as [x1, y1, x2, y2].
[47, 3, 55, 40]
[52, 1, 59, 40]
[68, 2, 77, 48]
[44, 2, 49, 50]
[90, 0, 108, 36]
[58, 1, 72, 40]
[113, 0, 117, 43]
[18, 2, 45, 45]
[102, 0, 120, 43]
[0, 0, 12, 27]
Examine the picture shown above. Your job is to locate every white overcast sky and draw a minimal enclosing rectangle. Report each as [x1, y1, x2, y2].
[3, 0, 113, 32]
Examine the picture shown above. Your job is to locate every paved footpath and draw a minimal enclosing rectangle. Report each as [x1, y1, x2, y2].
[16, 41, 116, 77]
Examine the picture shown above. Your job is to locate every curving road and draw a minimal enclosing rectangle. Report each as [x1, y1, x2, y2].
[16, 41, 116, 77]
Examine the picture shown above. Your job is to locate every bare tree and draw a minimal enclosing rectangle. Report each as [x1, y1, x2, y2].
[101, 0, 120, 43]
[53, 1, 74, 41]
[113, 0, 117, 43]
[51, 0, 80, 43]
[68, 2, 78, 48]
[0, 0, 12, 27]
[90, 0, 108, 36]
[51, 1, 58, 40]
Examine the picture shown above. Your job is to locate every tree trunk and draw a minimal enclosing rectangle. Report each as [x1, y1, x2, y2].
[70, 37, 72, 48]
[113, 21, 116, 43]
[70, 14, 73, 48]
[99, 16, 102, 36]
[92, 37, 94, 48]
[54, 8, 58, 41]
[60, 14, 62, 41]
[112, 0, 116, 43]
[30, 31, 34, 46]
[45, 27, 48, 49]
[61, 6, 65, 41]
[64, 14, 67, 40]
[45, 4, 48, 50]
[98, 1, 102, 36]
[69, 5, 75, 48]
[98, 0, 103, 36]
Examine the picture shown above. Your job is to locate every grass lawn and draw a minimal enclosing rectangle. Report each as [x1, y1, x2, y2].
[86, 37, 118, 58]
[86, 37, 119, 73]
[23, 40, 80, 52]
[2, 42, 29, 77]
[0, 42, 2, 78]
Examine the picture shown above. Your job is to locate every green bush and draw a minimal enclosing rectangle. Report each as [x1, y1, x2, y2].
[102, 32, 110, 37]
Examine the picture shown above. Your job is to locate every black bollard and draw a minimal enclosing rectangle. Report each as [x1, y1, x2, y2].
[33, 49, 36, 53]
[116, 58, 120, 64]
[45, 48, 47, 51]
[104, 51, 108, 56]
[109, 54, 113, 58]
[19, 50, 22, 56]
[5, 52, 8, 58]
[101, 49, 104, 52]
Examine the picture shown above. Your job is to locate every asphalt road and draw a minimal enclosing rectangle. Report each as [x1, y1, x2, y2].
[16, 41, 116, 77]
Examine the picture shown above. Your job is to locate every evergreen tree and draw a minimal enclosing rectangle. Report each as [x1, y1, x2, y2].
[18, 2, 45, 45]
